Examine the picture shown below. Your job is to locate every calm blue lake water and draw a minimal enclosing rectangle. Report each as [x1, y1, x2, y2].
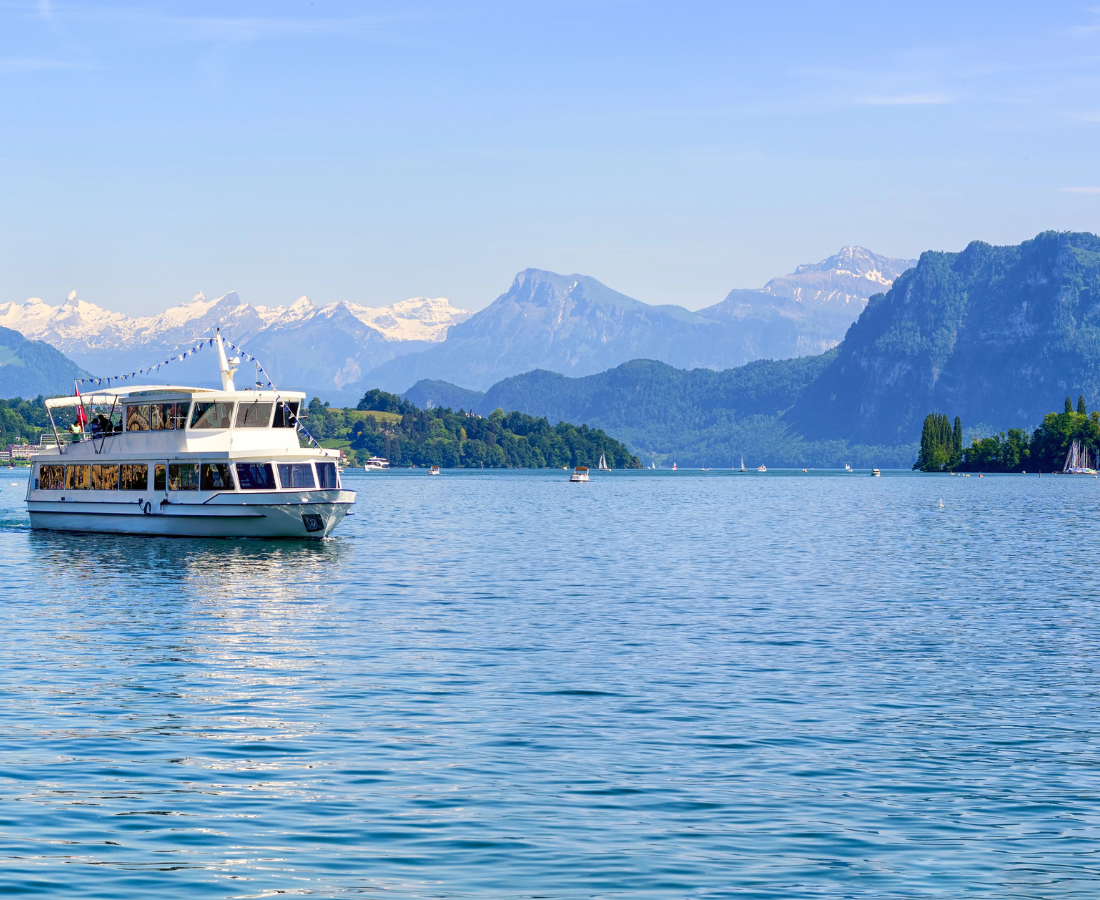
[1, 468, 1099, 898]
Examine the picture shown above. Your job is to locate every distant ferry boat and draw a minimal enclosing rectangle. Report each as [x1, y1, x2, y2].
[25, 333, 354, 539]
[364, 456, 390, 470]
[569, 466, 590, 483]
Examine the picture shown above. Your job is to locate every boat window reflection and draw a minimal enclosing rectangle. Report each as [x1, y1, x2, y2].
[277, 463, 315, 489]
[154, 464, 166, 491]
[126, 405, 151, 431]
[120, 464, 148, 491]
[316, 461, 338, 489]
[236, 462, 276, 490]
[235, 402, 274, 428]
[39, 465, 65, 490]
[200, 463, 235, 491]
[190, 402, 235, 429]
[168, 463, 199, 490]
[272, 401, 300, 428]
[65, 464, 91, 490]
[92, 464, 120, 490]
[151, 403, 183, 430]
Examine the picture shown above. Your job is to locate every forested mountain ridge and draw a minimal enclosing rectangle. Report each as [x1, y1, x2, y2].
[463, 353, 912, 468]
[393, 232, 1100, 466]
[0, 327, 91, 399]
[788, 231, 1100, 444]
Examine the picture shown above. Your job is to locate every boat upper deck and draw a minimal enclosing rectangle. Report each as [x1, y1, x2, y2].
[42, 385, 324, 461]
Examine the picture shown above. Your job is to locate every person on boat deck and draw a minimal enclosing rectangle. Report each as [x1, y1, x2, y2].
[68, 419, 82, 442]
[89, 417, 102, 438]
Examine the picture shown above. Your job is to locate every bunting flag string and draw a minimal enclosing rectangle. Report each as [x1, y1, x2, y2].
[77, 338, 217, 388]
[73, 333, 327, 453]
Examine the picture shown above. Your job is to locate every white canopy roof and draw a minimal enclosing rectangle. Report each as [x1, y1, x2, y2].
[44, 386, 302, 410]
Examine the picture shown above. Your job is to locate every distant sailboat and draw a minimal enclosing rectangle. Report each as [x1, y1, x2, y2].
[598, 452, 610, 471]
[1064, 439, 1098, 474]
[672, 462, 677, 470]
[845, 463, 852, 472]
[739, 455, 747, 473]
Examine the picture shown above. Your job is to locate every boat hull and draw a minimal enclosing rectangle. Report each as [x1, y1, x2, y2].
[27, 490, 355, 539]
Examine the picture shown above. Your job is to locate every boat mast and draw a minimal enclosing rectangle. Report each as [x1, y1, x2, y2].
[214, 330, 238, 392]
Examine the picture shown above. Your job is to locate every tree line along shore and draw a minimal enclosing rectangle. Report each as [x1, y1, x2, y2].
[915, 396, 1100, 472]
[0, 390, 641, 470]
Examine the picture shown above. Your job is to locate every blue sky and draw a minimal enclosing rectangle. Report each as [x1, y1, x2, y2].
[2, 1, 1099, 315]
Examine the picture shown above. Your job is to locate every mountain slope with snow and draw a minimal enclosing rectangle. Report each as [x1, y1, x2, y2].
[0, 290, 470, 398]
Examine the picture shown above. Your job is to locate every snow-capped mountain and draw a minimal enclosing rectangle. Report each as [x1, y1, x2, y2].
[0, 290, 470, 399]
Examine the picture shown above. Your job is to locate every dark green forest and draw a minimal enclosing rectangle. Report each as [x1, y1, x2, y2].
[308, 392, 641, 468]
[1, 392, 640, 469]
[0, 397, 50, 449]
[915, 395, 1099, 472]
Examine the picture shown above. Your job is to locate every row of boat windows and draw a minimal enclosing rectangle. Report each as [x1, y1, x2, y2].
[101, 400, 299, 433]
[36, 461, 338, 492]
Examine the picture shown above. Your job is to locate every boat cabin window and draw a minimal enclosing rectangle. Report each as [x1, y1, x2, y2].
[65, 464, 91, 490]
[152, 402, 188, 430]
[236, 462, 276, 490]
[120, 464, 148, 491]
[190, 402, 235, 429]
[168, 463, 199, 490]
[200, 463, 235, 491]
[154, 464, 166, 491]
[277, 463, 315, 489]
[316, 461, 338, 489]
[272, 401, 300, 428]
[235, 401, 274, 428]
[92, 464, 120, 490]
[39, 465, 65, 490]
[126, 405, 151, 431]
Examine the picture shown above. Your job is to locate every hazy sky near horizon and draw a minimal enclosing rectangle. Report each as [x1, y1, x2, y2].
[2, 1, 1099, 316]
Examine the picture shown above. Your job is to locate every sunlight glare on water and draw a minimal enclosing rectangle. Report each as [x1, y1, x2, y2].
[0, 468, 1099, 898]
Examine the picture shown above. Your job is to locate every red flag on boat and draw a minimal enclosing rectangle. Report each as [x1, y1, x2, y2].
[74, 383, 87, 426]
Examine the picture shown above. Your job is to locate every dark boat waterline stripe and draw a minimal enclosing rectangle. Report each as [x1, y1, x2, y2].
[30, 510, 268, 520]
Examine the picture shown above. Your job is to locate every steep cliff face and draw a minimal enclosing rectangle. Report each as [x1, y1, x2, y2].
[363, 253, 915, 393]
[362, 269, 736, 391]
[787, 231, 1100, 443]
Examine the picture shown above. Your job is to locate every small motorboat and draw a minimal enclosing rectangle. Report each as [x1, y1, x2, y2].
[429, 465, 440, 476]
[569, 466, 590, 483]
[871, 468, 881, 477]
[757, 465, 766, 473]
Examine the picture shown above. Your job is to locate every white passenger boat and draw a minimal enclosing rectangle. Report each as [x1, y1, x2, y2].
[429, 465, 441, 475]
[364, 456, 390, 471]
[25, 333, 355, 539]
[569, 466, 590, 483]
